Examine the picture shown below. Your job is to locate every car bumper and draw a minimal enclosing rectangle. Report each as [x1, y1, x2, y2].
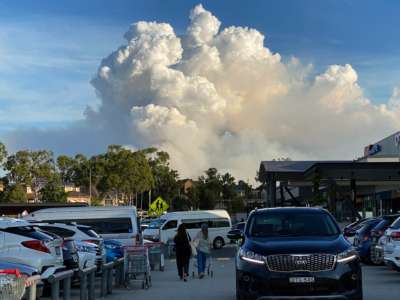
[236, 257, 362, 300]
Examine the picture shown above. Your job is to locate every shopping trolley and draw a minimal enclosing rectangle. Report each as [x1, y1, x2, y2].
[125, 246, 151, 289]
[192, 253, 213, 278]
[0, 269, 26, 300]
[145, 242, 165, 271]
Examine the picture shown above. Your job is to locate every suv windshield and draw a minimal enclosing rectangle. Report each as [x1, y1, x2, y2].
[248, 211, 339, 237]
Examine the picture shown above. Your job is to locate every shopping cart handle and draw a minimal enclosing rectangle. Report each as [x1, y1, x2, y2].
[0, 269, 22, 278]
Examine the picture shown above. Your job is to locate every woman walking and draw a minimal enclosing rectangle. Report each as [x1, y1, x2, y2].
[173, 224, 191, 281]
[194, 223, 210, 279]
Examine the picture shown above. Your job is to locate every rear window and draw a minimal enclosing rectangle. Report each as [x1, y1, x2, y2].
[37, 226, 75, 238]
[3, 226, 53, 240]
[391, 217, 400, 229]
[373, 220, 390, 231]
[77, 226, 100, 238]
[248, 211, 339, 237]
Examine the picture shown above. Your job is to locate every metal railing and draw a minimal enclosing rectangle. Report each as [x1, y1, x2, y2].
[47, 269, 74, 300]
[26, 274, 41, 300]
[78, 266, 97, 300]
[100, 261, 114, 297]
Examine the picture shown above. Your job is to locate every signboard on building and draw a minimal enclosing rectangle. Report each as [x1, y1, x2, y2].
[364, 144, 382, 156]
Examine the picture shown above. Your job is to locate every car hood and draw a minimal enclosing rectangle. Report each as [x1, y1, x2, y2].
[244, 235, 350, 255]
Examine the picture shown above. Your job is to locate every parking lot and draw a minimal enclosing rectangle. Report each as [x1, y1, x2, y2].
[98, 246, 400, 300]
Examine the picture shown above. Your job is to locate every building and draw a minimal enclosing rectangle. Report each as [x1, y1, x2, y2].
[258, 131, 400, 220]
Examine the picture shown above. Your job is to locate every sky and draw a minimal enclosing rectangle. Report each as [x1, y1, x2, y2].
[1, 0, 400, 179]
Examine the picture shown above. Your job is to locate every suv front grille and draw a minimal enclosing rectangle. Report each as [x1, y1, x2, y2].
[266, 254, 336, 272]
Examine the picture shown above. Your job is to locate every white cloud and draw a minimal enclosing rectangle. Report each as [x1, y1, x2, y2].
[4, 4, 400, 181]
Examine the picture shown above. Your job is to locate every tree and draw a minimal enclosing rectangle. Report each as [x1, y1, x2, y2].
[144, 149, 179, 206]
[56, 155, 76, 184]
[40, 175, 67, 203]
[0, 142, 7, 167]
[1, 184, 27, 203]
[197, 168, 223, 209]
[5, 150, 55, 201]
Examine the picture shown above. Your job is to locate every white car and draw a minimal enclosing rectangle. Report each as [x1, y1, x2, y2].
[0, 218, 64, 280]
[75, 241, 97, 270]
[383, 217, 400, 270]
[30, 222, 106, 268]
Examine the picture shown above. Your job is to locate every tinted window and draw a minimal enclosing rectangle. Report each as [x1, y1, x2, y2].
[77, 226, 100, 238]
[211, 218, 230, 228]
[53, 218, 133, 234]
[373, 220, 390, 231]
[163, 220, 178, 230]
[38, 226, 75, 238]
[359, 219, 381, 234]
[182, 220, 202, 229]
[3, 226, 53, 240]
[248, 212, 339, 237]
[391, 217, 400, 229]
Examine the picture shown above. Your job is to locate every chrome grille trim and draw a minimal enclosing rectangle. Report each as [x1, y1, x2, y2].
[265, 254, 336, 272]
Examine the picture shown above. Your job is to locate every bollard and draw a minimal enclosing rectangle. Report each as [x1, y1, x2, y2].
[26, 275, 41, 300]
[100, 262, 114, 297]
[113, 257, 125, 287]
[79, 265, 97, 300]
[47, 269, 74, 300]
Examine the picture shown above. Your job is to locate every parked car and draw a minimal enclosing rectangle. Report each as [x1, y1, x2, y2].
[75, 240, 97, 270]
[0, 260, 44, 298]
[343, 218, 370, 245]
[25, 206, 140, 246]
[142, 218, 166, 242]
[104, 240, 124, 262]
[227, 222, 246, 241]
[383, 216, 400, 271]
[353, 218, 381, 262]
[30, 222, 106, 270]
[369, 214, 400, 265]
[0, 218, 64, 280]
[235, 207, 362, 300]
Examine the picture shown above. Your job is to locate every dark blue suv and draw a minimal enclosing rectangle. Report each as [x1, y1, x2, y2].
[236, 207, 362, 300]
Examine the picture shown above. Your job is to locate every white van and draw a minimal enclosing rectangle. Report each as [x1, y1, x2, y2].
[144, 210, 231, 249]
[24, 206, 139, 246]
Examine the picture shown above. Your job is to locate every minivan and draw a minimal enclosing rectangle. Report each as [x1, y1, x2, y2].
[24, 206, 139, 246]
[143, 210, 232, 249]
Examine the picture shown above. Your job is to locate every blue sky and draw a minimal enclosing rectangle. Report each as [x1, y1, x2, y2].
[1, 0, 400, 135]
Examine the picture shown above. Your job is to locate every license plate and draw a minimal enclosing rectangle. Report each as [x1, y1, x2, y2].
[289, 277, 315, 284]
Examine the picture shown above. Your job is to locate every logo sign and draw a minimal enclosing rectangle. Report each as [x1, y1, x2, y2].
[395, 133, 400, 148]
[149, 196, 169, 216]
[364, 143, 381, 156]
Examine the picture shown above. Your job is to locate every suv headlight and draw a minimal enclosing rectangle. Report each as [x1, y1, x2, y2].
[239, 248, 266, 265]
[337, 248, 358, 263]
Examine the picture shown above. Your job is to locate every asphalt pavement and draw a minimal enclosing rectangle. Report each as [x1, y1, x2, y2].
[73, 246, 400, 300]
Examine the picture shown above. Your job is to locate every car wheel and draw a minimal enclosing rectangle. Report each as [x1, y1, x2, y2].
[369, 247, 383, 265]
[213, 237, 224, 249]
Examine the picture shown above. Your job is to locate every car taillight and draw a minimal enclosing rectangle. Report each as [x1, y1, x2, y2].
[391, 232, 400, 240]
[21, 240, 50, 253]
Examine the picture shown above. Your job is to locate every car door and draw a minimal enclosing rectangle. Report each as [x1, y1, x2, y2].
[160, 220, 178, 243]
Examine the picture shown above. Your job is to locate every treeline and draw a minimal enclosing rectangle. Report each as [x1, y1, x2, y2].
[0, 143, 252, 212]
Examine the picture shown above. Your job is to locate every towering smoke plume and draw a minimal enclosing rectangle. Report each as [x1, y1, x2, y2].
[6, 4, 400, 180]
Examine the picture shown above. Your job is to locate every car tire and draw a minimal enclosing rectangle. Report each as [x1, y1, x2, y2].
[213, 237, 225, 249]
[369, 246, 383, 265]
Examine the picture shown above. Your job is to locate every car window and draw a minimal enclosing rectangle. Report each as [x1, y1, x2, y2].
[248, 212, 339, 237]
[38, 226, 75, 238]
[148, 219, 166, 229]
[391, 217, 400, 229]
[162, 220, 178, 230]
[2, 226, 53, 240]
[52, 218, 133, 234]
[77, 226, 100, 238]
